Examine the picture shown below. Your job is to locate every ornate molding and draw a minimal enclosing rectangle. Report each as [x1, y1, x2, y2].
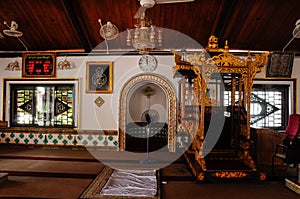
[172, 37, 270, 181]
[212, 171, 248, 179]
[118, 73, 177, 152]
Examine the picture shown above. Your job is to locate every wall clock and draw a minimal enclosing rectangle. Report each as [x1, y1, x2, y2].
[22, 53, 56, 78]
[138, 55, 157, 72]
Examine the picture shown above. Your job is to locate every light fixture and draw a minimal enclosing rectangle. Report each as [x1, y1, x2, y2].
[3, 21, 23, 37]
[283, 19, 300, 51]
[99, 20, 119, 40]
[3, 20, 28, 51]
[57, 56, 72, 70]
[292, 19, 300, 38]
[126, 16, 162, 54]
[98, 19, 119, 54]
[5, 60, 20, 71]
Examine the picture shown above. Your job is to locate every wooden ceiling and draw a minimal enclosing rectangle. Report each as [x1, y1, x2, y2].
[0, 0, 299, 56]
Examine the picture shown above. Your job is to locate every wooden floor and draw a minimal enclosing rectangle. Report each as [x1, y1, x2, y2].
[0, 145, 298, 198]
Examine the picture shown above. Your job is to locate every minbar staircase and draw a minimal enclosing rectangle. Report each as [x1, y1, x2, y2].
[184, 148, 266, 182]
[204, 149, 261, 181]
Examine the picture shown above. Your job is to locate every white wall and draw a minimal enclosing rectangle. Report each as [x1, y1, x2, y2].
[0, 54, 178, 130]
[128, 83, 167, 123]
[256, 57, 300, 113]
[1, 55, 299, 130]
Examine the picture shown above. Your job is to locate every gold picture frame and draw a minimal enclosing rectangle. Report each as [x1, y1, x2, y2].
[86, 62, 113, 93]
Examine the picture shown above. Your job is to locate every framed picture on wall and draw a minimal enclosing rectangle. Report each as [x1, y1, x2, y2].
[266, 52, 294, 78]
[86, 62, 113, 93]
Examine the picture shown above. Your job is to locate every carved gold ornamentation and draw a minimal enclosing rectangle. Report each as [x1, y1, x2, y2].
[173, 64, 195, 72]
[212, 171, 248, 178]
[198, 157, 207, 171]
[240, 124, 248, 137]
[239, 140, 257, 170]
[206, 35, 219, 52]
[259, 172, 267, 181]
[197, 172, 205, 181]
[173, 37, 269, 181]
[207, 53, 247, 67]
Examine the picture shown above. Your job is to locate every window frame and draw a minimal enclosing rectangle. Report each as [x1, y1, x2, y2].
[3, 78, 79, 128]
[252, 78, 297, 130]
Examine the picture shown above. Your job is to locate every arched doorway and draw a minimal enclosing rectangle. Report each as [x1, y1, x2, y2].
[119, 73, 177, 152]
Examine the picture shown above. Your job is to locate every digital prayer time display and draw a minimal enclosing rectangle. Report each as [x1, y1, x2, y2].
[22, 53, 56, 77]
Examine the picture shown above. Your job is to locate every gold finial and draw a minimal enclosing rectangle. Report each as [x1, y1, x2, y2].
[206, 35, 219, 52]
[224, 40, 229, 51]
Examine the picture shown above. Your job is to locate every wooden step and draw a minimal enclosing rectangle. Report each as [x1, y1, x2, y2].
[184, 150, 266, 182]
[0, 173, 8, 183]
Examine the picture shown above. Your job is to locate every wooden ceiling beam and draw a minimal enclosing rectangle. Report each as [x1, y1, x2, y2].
[210, 0, 238, 40]
[61, 0, 92, 53]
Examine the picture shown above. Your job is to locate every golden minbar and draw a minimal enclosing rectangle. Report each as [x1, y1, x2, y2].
[174, 35, 269, 182]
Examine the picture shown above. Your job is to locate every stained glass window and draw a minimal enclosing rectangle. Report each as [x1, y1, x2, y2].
[10, 84, 74, 127]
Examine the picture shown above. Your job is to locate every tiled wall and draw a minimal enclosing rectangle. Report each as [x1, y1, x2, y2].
[0, 130, 118, 148]
[0, 129, 188, 150]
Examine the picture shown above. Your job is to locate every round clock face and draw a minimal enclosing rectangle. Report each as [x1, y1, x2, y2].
[138, 55, 157, 72]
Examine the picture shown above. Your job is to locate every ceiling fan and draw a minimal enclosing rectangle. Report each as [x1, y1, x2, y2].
[134, 0, 194, 19]
[2, 20, 28, 51]
[3, 21, 23, 37]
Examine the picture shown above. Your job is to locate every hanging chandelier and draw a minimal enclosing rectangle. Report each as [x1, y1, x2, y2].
[126, 17, 162, 54]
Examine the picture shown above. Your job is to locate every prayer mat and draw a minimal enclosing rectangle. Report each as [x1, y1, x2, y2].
[80, 167, 160, 199]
